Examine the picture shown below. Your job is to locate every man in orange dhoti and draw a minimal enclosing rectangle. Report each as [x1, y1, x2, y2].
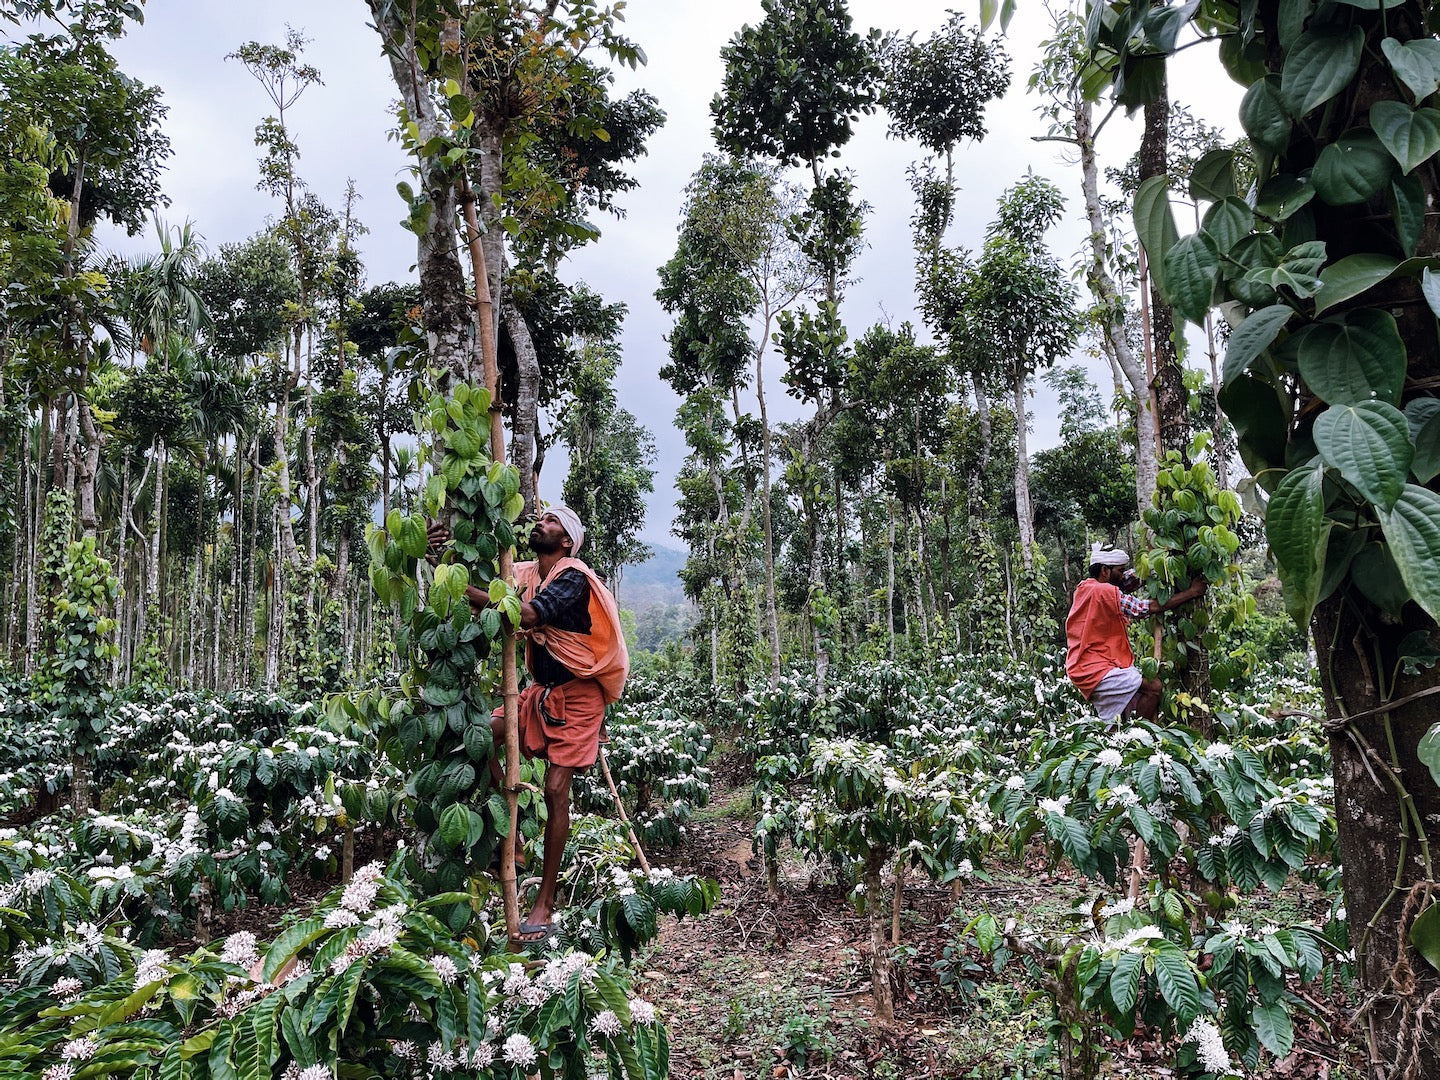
[1065, 543, 1206, 721]
[438, 505, 628, 943]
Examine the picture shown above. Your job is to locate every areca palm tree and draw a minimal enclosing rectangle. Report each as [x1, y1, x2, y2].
[121, 217, 211, 360]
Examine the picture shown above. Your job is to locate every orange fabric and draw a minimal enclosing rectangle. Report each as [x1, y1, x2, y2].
[1065, 578, 1135, 699]
[494, 679, 606, 769]
[513, 557, 630, 704]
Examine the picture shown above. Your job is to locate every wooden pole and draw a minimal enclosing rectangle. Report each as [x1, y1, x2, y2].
[598, 747, 650, 874]
[458, 172, 522, 943]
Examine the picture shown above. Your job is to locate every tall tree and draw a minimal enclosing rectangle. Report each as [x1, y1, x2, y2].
[663, 156, 819, 687]
[557, 343, 655, 591]
[711, 0, 880, 702]
[1030, 9, 1159, 518]
[964, 175, 1081, 566]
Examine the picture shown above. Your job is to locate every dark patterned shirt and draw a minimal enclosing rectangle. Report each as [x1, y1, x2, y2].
[528, 567, 591, 686]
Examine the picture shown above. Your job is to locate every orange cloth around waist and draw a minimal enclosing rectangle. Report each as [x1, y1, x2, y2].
[1065, 578, 1134, 699]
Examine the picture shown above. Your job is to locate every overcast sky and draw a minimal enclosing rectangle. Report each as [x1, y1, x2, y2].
[82, 1, 1242, 546]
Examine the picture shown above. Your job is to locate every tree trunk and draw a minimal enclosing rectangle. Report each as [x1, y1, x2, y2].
[1012, 379, 1035, 566]
[1314, 597, 1440, 1075]
[365, 2, 476, 381]
[75, 387, 102, 539]
[755, 335, 782, 689]
[244, 441, 261, 686]
[272, 391, 300, 567]
[865, 849, 894, 1023]
[1075, 99, 1159, 515]
[886, 505, 896, 662]
[1138, 93, 1189, 459]
[503, 297, 541, 515]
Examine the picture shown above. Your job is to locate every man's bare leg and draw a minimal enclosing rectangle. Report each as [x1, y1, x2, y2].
[1128, 678, 1163, 721]
[521, 764, 574, 935]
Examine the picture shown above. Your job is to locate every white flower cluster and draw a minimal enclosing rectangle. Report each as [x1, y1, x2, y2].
[281, 1064, 334, 1080]
[220, 931, 259, 968]
[1099, 925, 1165, 956]
[1037, 795, 1071, 816]
[135, 948, 170, 985]
[1186, 1017, 1235, 1075]
[329, 900, 407, 975]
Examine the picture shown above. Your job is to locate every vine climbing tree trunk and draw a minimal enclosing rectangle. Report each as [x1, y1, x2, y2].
[461, 175, 522, 945]
[1137, 92, 1189, 460]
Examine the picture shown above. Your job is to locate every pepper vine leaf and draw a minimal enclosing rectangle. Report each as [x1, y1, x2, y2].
[1239, 76, 1292, 154]
[1377, 485, 1440, 623]
[1312, 401, 1413, 511]
[1310, 129, 1396, 206]
[1221, 304, 1293, 387]
[1313, 254, 1400, 316]
[1279, 28, 1364, 117]
[1293, 310, 1407, 406]
[1264, 459, 1330, 628]
[1382, 36, 1440, 102]
[1369, 101, 1440, 175]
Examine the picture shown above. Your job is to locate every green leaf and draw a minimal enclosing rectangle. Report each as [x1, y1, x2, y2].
[1391, 174, 1427, 257]
[1221, 304, 1293, 386]
[1377, 485, 1440, 622]
[1312, 130, 1396, 205]
[1423, 267, 1440, 319]
[397, 515, 429, 559]
[1352, 543, 1410, 617]
[1281, 28, 1364, 116]
[1201, 197, 1253, 252]
[1253, 999, 1295, 1056]
[1189, 148, 1236, 202]
[1418, 725, 1440, 788]
[1410, 411, 1440, 483]
[1240, 76, 1292, 154]
[1383, 37, 1440, 102]
[1265, 460, 1329, 628]
[1314, 254, 1400, 315]
[1254, 174, 1316, 221]
[262, 917, 326, 983]
[1220, 374, 1289, 481]
[1314, 402, 1413, 510]
[1134, 177, 1179, 294]
[1162, 230, 1220, 324]
[1295, 310, 1407, 406]
[1370, 101, 1440, 174]
[1152, 943, 1201, 1024]
[1109, 950, 1143, 1014]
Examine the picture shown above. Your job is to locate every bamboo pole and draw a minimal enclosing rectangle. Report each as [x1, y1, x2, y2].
[458, 172, 522, 944]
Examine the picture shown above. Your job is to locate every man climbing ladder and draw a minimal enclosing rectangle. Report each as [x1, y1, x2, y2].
[429, 505, 629, 944]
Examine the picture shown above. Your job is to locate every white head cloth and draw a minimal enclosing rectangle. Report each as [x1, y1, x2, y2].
[548, 504, 586, 556]
[1090, 543, 1129, 567]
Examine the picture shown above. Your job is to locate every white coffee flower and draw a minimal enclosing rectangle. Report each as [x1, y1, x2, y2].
[430, 954, 460, 986]
[591, 1009, 623, 1037]
[219, 932, 258, 968]
[503, 1034, 538, 1068]
[135, 949, 170, 985]
[61, 1037, 99, 1061]
[629, 998, 657, 1025]
[1186, 1017, 1233, 1075]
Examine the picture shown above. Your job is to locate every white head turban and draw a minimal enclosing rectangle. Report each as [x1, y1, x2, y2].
[547, 504, 585, 556]
[1090, 543, 1130, 567]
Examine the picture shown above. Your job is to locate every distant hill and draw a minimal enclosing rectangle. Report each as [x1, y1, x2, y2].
[614, 545, 688, 612]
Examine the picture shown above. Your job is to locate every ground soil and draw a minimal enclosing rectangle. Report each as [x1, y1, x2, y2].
[629, 773, 1366, 1080]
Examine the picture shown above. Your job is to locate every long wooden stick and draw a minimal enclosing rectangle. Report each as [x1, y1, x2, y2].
[598, 747, 650, 874]
[459, 171, 521, 944]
